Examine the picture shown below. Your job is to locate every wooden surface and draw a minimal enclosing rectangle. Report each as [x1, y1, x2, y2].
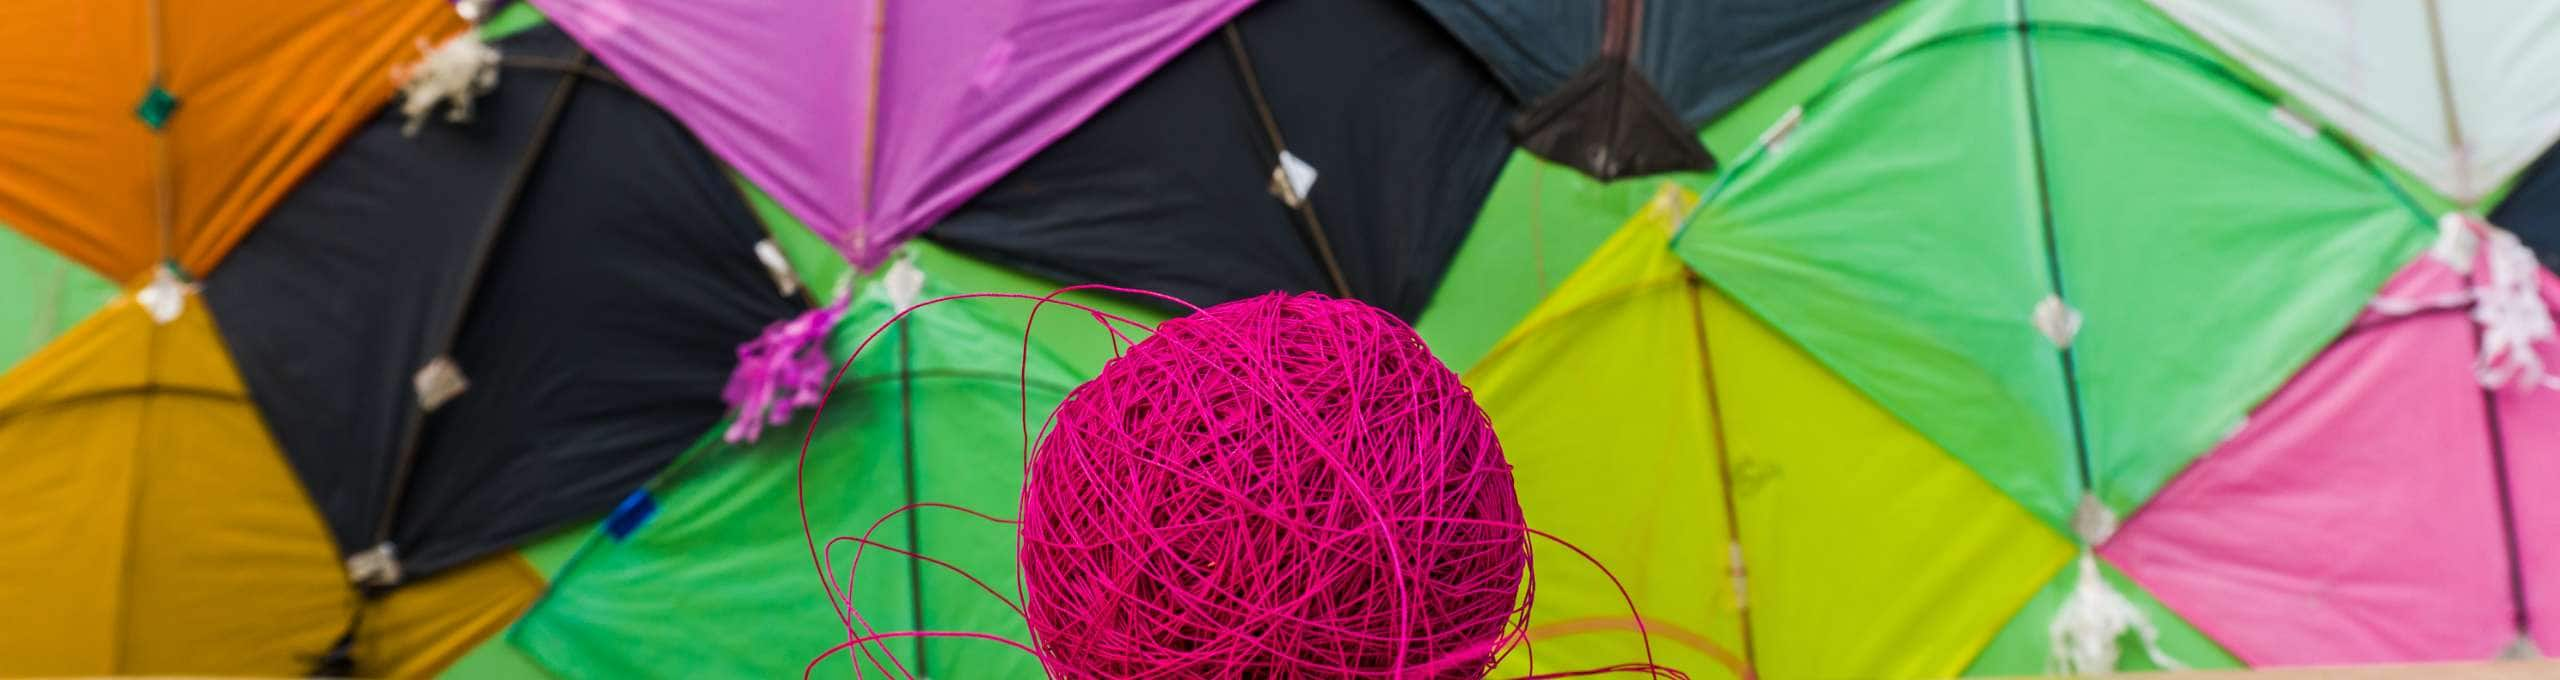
[1992, 660, 2560, 679]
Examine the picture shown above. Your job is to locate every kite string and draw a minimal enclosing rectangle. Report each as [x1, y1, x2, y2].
[794, 289, 1154, 676]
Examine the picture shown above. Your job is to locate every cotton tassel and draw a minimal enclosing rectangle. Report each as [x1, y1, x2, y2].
[394, 33, 501, 137]
[454, 0, 499, 23]
[2048, 495, 2182, 675]
[721, 299, 847, 444]
[2469, 226, 2560, 391]
[718, 253, 925, 444]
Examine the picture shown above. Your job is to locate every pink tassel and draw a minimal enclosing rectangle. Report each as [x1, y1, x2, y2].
[722, 300, 848, 444]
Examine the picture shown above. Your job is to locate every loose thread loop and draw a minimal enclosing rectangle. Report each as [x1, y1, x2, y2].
[788, 288, 1684, 679]
[2470, 227, 2559, 391]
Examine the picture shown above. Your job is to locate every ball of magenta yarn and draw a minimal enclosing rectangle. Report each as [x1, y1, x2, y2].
[1018, 292, 1527, 678]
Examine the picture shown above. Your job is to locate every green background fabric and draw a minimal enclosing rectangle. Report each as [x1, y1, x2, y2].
[437, 526, 592, 679]
[0, 226, 119, 374]
[1677, 0, 2431, 530]
[477, 1, 549, 41]
[510, 279, 1081, 679]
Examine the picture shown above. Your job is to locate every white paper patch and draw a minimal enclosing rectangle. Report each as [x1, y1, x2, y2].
[754, 239, 801, 296]
[2268, 106, 2319, 139]
[135, 265, 193, 325]
[1270, 150, 1318, 207]
[883, 251, 926, 311]
[346, 542, 403, 587]
[1757, 106, 1804, 151]
[414, 355, 470, 412]
[2034, 295, 2084, 349]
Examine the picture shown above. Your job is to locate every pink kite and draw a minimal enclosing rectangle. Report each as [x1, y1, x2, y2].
[527, 0, 1257, 269]
[2104, 216, 2560, 665]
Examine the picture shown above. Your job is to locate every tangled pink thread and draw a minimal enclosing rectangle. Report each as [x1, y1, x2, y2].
[800, 288, 1679, 679]
[1017, 292, 1530, 678]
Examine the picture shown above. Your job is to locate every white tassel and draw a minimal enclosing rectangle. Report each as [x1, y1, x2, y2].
[395, 34, 501, 137]
[2470, 228, 2559, 391]
[2048, 495, 2183, 675]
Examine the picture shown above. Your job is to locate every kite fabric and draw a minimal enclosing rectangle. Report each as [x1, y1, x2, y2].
[929, 0, 1513, 321]
[206, 25, 801, 580]
[0, 292, 540, 676]
[0, 227, 118, 372]
[514, 279, 1083, 679]
[1413, 0, 1893, 179]
[523, 0, 1253, 269]
[1465, 183, 2082, 678]
[439, 521, 598, 679]
[1676, 0, 2433, 532]
[1465, 186, 1749, 679]
[1414, 0, 1919, 373]
[2101, 235, 2560, 665]
[1700, 269, 2087, 680]
[2147, 0, 2560, 206]
[0, 0, 462, 280]
[1962, 553, 2239, 676]
[2494, 146, 2560, 269]
[741, 168, 1178, 376]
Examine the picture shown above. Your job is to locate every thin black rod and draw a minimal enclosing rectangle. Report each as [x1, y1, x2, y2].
[2464, 292, 2534, 640]
[1683, 275, 1757, 674]
[897, 318, 929, 671]
[2009, 0, 2099, 493]
[1220, 24, 1355, 300]
[372, 51, 589, 548]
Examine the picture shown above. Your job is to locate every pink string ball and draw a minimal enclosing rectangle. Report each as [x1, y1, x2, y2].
[1018, 292, 1531, 678]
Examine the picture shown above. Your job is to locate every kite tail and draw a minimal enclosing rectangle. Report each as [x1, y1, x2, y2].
[2047, 495, 2182, 675]
[2470, 226, 2560, 391]
[395, 32, 501, 137]
[723, 300, 847, 444]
